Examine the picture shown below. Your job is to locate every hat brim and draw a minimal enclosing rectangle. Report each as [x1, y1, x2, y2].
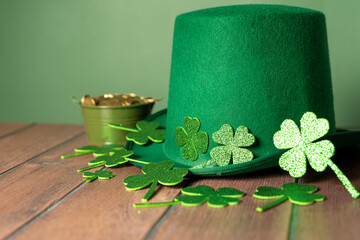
[126, 109, 360, 177]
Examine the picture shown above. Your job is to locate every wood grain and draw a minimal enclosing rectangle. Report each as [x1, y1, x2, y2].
[12, 165, 188, 240]
[293, 146, 360, 239]
[0, 122, 33, 138]
[0, 134, 94, 239]
[151, 168, 295, 240]
[0, 123, 84, 173]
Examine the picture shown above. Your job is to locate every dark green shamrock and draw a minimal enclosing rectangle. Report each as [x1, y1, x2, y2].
[77, 149, 139, 172]
[83, 170, 114, 182]
[274, 112, 359, 198]
[253, 183, 325, 212]
[108, 121, 165, 145]
[61, 144, 124, 159]
[176, 116, 209, 161]
[124, 160, 188, 202]
[133, 185, 245, 208]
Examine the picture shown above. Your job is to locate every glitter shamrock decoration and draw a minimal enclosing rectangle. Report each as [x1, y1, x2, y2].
[253, 183, 325, 212]
[124, 160, 188, 202]
[207, 124, 255, 167]
[176, 116, 209, 161]
[83, 170, 115, 182]
[133, 185, 245, 208]
[76, 149, 149, 172]
[61, 144, 124, 159]
[108, 121, 165, 145]
[274, 112, 359, 198]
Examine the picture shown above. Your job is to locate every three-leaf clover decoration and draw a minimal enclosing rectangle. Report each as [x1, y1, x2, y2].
[61, 144, 124, 159]
[210, 124, 255, 166]
[274, 112, 359, 198]
[108, 121, 165, 145]
[176, 116, 209, 161]
[124, 160, 188, 201]
[83, 170, 115, 182]
[253, 183, 325, 212]
[133, 185, 245, 208]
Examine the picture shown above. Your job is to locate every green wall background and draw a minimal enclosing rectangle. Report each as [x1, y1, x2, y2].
[0, 0, 359, 126]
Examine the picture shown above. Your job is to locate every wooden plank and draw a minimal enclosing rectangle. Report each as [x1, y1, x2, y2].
[292, 146, 360, 239]
[0, 134, 96, 239]
[0, 123, 84, 173]
[150, 168, 294, 240]
[11, 165, 187, 240]
[0, 122, 33, 138]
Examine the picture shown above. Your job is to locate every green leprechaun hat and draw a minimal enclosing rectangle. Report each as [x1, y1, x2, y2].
[125, 5, 360, 177]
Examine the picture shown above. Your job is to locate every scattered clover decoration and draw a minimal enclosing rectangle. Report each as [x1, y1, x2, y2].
[206, 124, 255, 167]
[253, 183, 325, 212]
[77, 149, 145, 172]
[83, 170, 114, 182]
[108, 121, 165, 145]
[274, 112, 359, 198]
[176, 116, 209, 161]
[133, 185, 245, 208]
[61, 144, 124, 159]
[124, 160, 188, 202]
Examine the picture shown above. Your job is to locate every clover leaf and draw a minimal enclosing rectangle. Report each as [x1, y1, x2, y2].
[83, 170, 114, 182]
[176, 116, 209, 161]
[61, 144, 124, 159]
[108, 121, 165, 145]
[210, 124, 255, 166]
[133, 185, 245, 208]
[253, 183, 325, 212]
[274, 112, 359, 198]
[124, 160, 188, 202]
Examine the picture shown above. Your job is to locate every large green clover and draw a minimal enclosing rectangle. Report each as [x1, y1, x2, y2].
[124, 160, 188, 202]
[176, 116, 209, 161]
[253, 183, 325, 212]
[61, 144, 124, 159]
[210, 124, 255, 166]
[133, 185, 245, 208]
[108, 121, 165, 145]
[274, 112, 359, 198]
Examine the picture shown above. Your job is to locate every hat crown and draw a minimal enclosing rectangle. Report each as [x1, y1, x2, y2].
[164, 5, 335, 166]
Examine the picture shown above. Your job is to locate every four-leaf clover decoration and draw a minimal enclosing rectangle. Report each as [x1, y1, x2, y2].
[83, 170, 115, 182]
[61, 144, 124, 159]
[176, 116, 209, 161]
[133, 185, 245, 208]
[210, 124, 255, 166]
[124, 160, 188, 201]
[274, 112, 359, 198]
[108, 121, 165, 145]
[253, 183, 325, 212]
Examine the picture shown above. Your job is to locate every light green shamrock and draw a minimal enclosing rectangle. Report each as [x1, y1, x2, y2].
[210, 124, 255, 166]
[176, 116, 209, 161]
[274, 112, 359, 199]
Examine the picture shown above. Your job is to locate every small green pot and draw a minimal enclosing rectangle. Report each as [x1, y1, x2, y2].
[80, 102, 154, 145]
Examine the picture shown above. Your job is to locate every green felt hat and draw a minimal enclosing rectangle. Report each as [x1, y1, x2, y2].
[127, 5, 360, 176]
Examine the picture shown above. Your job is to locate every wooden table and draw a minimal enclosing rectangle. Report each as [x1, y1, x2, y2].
[1, 123, 359, 240]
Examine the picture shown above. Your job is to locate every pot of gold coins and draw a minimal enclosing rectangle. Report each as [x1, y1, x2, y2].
[76, 93, 157, 145]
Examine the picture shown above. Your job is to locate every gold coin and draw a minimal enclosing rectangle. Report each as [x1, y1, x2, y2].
[81, 94, 96, 106]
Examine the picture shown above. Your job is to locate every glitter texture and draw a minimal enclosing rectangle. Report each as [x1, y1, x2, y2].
[210, 124, 255, 166]
[274, 112, 359, 199]
[176, 116, 209, 161]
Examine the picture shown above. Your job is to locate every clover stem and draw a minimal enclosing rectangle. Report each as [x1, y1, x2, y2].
[108, 123, 138, 132]
[85, 176, 98, 182]
[327, 159, 360, 199]
[256, 196, 288, 212]
[142, 180, 158, 202]
[77, 163, 104, 172]
[133, 201, 180, 208]
[192, 159, 216, 169]
[61, 152, 90, 159]
[125, 158, 150, 165]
